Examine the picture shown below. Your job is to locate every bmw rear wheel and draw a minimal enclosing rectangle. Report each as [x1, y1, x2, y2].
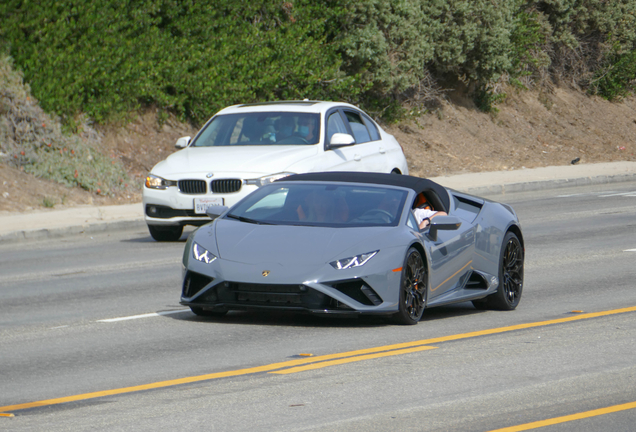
[473, 231, 524, 310]
[394, 247, 427, 325]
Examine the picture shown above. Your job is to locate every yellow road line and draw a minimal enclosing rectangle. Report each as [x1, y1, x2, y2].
[271, 345, 438, 374]
[489, 401, 636, 431]
[2, 305, 635, 414]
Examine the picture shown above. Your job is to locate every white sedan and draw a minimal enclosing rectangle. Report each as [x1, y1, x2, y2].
[143, 100, 409, 241]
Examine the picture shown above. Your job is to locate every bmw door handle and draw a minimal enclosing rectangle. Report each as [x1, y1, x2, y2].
[354, 154, 361, 161]
[379, 147, 386, 154]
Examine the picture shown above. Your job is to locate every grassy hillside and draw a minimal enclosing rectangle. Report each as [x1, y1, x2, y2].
[0, 55, 131, 195]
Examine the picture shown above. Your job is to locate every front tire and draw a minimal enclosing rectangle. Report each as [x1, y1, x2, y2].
[148, 225, 183, 242]
[394, 247, 427, 325]
[472, 231, 524, 310]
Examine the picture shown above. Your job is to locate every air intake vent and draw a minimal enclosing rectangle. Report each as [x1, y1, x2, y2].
[329, 279, 383, 306]
[183, 271, 213, 298]
[211, 179, 242, 194]
[179, 180, 207, 194]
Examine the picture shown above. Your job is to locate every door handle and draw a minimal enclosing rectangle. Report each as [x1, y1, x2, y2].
[354, 154, 361, 161]
[379, 147, 386, 154]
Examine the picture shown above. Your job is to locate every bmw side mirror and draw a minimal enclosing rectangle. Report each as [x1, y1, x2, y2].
[425, 216, 462, 241]
[175, 136, 191, 149]
[329, 133, 355, 148]
[206, 205, 229, 219]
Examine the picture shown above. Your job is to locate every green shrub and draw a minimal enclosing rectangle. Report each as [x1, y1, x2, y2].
[0, 0, 358, 126]
[590, 50, 636, 100]
[2, 0, 636, 123]
[338, 0, 521, 111]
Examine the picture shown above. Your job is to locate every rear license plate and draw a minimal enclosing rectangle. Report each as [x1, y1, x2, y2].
[194, 197, 224, 214]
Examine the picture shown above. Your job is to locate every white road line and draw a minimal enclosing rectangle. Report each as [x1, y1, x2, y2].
[624, 249, 636, 252]
[599, 192, 636, 197]
[556, 191, 620, 198]
[556, 193, 586, 198]
[97, 309, 190, 323]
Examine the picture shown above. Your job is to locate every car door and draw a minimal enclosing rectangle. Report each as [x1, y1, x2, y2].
[425, 222, 476, 301]
[307, 109, 357, 172]
[313, 108, 386, 173]
[413, 196, 477, 302]
[341, 109, 387, 172]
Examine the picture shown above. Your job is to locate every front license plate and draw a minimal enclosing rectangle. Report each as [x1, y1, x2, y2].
[194, 197, 224, 214]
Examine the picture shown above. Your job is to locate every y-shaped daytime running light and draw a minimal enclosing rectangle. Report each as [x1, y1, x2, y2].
[330, 251, 378, 270]
[193, 243, 217, 264]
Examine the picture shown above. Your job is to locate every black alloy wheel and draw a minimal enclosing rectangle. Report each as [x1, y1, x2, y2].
[473, 231, 524, 310]
[394, 247, 427, 325]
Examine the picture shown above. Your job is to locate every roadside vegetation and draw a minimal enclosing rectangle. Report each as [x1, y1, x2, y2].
[0, 55, 130, 195]
[1, 0, 636, 194]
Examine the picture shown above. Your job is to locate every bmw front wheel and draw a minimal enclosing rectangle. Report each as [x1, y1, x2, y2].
[148, 224, 184, 242]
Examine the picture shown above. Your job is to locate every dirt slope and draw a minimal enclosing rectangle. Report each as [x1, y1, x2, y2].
[1, 88, 635, 213]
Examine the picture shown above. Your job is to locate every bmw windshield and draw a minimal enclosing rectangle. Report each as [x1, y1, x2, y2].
[225, 183, 408, 227]
[192, 112, 320, 146]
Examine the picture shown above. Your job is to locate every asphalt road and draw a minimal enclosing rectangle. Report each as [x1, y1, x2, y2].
[1, 181, 635, 431]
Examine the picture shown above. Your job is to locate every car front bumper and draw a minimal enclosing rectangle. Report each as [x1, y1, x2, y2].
[180, 244, 406, 314]
[143, 183, 259, 227]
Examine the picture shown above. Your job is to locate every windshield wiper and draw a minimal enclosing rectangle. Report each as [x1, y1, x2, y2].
[225, 214, 273, 225]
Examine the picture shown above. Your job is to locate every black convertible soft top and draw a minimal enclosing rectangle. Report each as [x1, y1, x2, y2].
[282, 172, 450, 212]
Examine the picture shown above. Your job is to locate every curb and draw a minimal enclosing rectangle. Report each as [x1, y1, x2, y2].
[455, 172, 636, 196]
[0, 219, 146, 245]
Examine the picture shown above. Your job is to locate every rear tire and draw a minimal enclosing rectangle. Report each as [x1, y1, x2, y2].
[394, 247, 427, 325]
[148, 225, 183, 242]
[190, 306, 228, 317]
[472, 231, 524, 310]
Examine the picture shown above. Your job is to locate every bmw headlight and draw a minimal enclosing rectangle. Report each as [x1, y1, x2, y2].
[244, 172, 294, 187]
[330, 251, 378, 270]
[193, 242, 217, 264]
[145, 174, 177, 189]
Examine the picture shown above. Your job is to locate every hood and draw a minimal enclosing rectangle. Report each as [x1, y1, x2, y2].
[213, 219, 397, 266]
[151, 145, 319, 177]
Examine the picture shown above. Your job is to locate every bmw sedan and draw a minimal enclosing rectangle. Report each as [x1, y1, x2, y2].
[143, 101, 408, 241]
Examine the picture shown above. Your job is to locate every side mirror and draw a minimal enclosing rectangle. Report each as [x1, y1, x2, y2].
[175, 136, 191, 149]
[205, 205, 229, 219]
[425, 216, 462, 241]
[329, 133, 355, 148]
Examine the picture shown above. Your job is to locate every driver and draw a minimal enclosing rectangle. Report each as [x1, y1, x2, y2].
[413, 194, 447, 229]
[296, 115, 318, 143]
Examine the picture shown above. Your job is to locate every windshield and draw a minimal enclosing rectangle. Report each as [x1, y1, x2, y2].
[226, 183, 408, 227]
[192, 112, 320, 146]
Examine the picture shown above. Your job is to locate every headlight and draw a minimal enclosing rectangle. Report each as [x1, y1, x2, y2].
[193, 242, 217, 264]
[145, 174, 177, 189]
[330, 251, 378, 270]
[244, 172, 294, 187]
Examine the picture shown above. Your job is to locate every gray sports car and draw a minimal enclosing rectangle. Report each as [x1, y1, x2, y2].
[180, 172, 524, 324]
